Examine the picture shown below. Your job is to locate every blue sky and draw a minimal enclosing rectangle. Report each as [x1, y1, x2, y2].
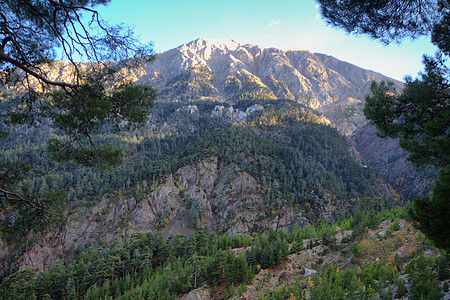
[94, 0, 438, 81]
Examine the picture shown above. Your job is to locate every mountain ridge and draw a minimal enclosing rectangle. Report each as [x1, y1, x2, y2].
[1, 38, 404, 135]
[137, 38, 403, 110]
[1, 38, 443, 300]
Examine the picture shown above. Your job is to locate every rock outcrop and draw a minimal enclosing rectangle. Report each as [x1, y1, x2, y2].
[2, 38, 402, 135]
[181, 287, 211, 300]
[10, 157, 309, 274]
[351, 123, 436, 200]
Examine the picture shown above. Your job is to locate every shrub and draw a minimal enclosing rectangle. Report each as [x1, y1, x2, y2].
[392, 219, 401, 231]
[397, 278, 407, 298]
[350, 242, 362, 257]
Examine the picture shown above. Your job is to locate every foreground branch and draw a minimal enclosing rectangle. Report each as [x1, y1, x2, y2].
[0, 52, 77, 89]
[0, 186, 47, 212]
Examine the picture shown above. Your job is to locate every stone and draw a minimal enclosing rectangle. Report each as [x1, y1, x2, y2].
[180, 287, 211, 300]
[304, 268, 317, 277]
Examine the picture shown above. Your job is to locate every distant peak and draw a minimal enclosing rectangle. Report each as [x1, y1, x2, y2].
[186, 38, 241, 50]
[285, 48, 312, 54]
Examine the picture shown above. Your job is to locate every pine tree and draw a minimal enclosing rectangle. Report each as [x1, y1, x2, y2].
[0, 0, 157, 237]
[319, 0, 449, 251]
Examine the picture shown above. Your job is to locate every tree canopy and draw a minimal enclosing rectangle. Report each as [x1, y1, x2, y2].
[0, 0, 153, 85]
[1, 0, 156, 164]
[0, 0, 156, 231]
[317, 0, 448, 44]
[364, 57, 449, 169]
[317, 0, 449, 251]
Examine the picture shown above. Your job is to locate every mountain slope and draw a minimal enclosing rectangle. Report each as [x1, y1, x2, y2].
[1, 38, 403, 135]
[0, 39, 434, 290]
[0, 101, 393, 275]
[351, 123, 437, 200]
[135, 38, 403, 111]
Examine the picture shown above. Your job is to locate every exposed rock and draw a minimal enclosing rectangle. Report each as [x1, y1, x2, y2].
[13, 38, 401, 113]
[351, 123, 436, 200]
[177, 105, 200, 115]
[7, 156, 308, 273]
[181, 287, 211, 300]
[130, 199, 157, 230]
[272, 207, 309, 232]
[377, 231, 386, 239]
[245, 104, 264, 114]
[335, 229, 353, 245]
[227, 220, 250, 236]
[212, 105, 232, 118]
[149, 175, 182, 221]
[318, 97, 369, 136]
[176, 157, 218, 196]
[304, 268, 317, 277]
[141, 38, 402, 109]
[19, 242, 63, 274]
[1, 38, 430, 281]
[210, 105, 252, 123]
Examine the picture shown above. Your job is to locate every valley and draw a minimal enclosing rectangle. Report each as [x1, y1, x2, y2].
[0, 39, 445, 299]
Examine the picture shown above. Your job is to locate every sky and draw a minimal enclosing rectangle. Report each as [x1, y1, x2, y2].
[93, 0, 438, 82]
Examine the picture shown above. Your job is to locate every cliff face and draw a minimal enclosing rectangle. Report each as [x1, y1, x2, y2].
[126, 38, 402, 136]
[1, 38, 403, 135]
[351, 124, 436, 200]
[9, 157, 308, 274]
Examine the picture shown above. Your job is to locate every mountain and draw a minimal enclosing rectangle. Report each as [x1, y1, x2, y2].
[0, 39, 438, 298]
[133, 38, 403, 133]
[0, 100, 393, 274]
[3, 209, 447, 299]
[137, 38, 402, 107]
[352, 123, 437, 200]
[1, 38, 403, 135]
[122, 38, 431, 197]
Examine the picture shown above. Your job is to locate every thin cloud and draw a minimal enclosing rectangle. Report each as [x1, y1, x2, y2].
[268, 19, 281, 27]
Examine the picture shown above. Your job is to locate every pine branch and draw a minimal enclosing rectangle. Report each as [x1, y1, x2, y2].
[0, 52, 77, 89]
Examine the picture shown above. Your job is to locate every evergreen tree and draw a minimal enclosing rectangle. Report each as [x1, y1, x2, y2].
[318, 0, 449, 252]
[0, 0, 156, 236]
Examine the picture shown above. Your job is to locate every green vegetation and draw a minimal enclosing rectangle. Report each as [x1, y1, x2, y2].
[1, 0, 156, 167]
[3, 206, 447, 299]
[318, 0, 449, 252]
[228, 71, 277, 100]
[266, 75, 295, 100]
[160, 66, 219, 101]
[251, 207, 447, 300]
[0, 100, 387, 240]
[0, 229, 259, 299]
[2, 98, 430, 299]
[0, 207, 415, 300]
[2, 1, 446, 298]
[0, 0, 156, 236]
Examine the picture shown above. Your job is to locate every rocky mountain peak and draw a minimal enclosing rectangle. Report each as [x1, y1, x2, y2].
[3, 38, 403, 135]
[138, 39, 403, 112]
[132, 38, 403, 134]
[183, 38, 242, 52]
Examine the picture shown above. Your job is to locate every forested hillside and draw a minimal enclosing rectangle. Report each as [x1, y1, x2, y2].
[1, 206, 447, 299]
[0, 98, 400, 273]
[0, 37, 445, 299]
